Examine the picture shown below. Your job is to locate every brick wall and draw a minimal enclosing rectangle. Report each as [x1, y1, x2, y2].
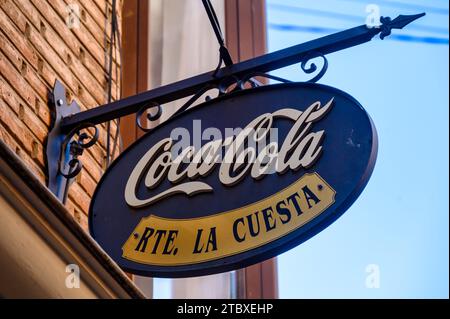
[0, 0, 122, 230]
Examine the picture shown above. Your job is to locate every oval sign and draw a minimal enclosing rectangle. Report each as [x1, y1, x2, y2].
[89, 82, 377, 278]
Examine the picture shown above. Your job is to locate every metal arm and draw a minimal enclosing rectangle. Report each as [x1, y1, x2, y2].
[58, 13, 424, 133]
[46, 12, 425, 202]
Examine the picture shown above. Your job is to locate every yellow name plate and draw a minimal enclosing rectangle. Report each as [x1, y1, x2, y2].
[122, 172, 335, 266]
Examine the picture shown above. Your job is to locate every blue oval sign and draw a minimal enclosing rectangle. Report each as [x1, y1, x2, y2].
[89, 82, 377, 277]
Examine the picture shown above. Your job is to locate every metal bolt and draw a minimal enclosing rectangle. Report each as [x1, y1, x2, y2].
[133, 232, 139, 239]
[57, 99, 64, 106]
[318, 184, 324, 191]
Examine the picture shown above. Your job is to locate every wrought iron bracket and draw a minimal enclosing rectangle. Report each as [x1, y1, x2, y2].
[45, 12, 425, 203]
[47, 81, 80, 202]
[47, 81, 98, 203]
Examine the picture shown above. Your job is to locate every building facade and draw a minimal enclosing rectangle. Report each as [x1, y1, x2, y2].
[0, 0, 276, 298]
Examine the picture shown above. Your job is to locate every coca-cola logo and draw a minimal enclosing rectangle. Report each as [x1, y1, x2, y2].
[125, 98, 333, 208]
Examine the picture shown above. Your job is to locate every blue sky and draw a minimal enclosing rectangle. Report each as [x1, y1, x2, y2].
[267, 0, 449, 298]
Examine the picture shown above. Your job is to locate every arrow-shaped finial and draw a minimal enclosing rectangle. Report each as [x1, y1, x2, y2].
[379, 13, 426, 39]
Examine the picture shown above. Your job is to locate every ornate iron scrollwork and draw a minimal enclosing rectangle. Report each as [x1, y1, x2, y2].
[133, 52, 329, 132]
[59, 123, 98, 179]
[300, 52, 328, 83]
[136, 102, 163, 132]
[57, 123, 98, 202]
